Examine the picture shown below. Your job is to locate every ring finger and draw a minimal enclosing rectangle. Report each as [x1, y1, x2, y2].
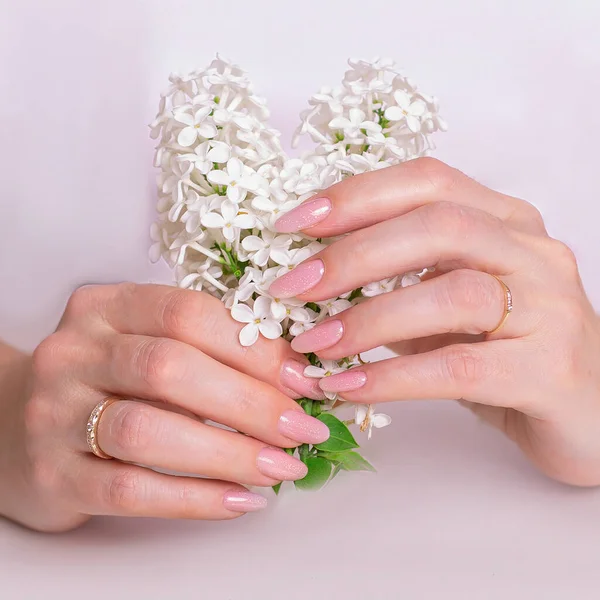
[94, 399, 308, 486]
[290, 269, 533, 359]
[80, 334, 330, 449]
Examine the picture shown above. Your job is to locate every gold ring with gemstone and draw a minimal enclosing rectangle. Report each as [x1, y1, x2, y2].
[486, 274, 513, 335]
[86, 398, 117, 459]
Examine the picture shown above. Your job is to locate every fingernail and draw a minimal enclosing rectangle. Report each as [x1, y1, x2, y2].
[274, 197, 332, 233]
[291, 319, 344, 353]
[269, 259, 325, 299]
[278, 409, 330, 444]
[319, 370, 368, 393]
[281, 359, 326, 400]
[257, 447, 308, 481]
[223, 490, 268, 513]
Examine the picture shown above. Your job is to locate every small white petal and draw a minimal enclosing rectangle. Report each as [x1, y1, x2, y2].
[231, 303, 255, 324]
[410, 100, 426, 117]
[304, 366, 326, 378]
[227, 185, 245, 204]
[373, 414, 392, 428]
[227, 158, 243, 180]
[253, 295, 272, 318]
[239, 323, 259, 347]
[220, 200, 237, 222]
[197, 123, 217, 139]
[270, 300, 287, 320]
[355, 405, 368, 424]
[241, 236, 264, 252]
[201, 212, 225, 228]
[233, 213, 255, 229]
[207, 142, 231, 163]
[207, 170, 231, 186]
[177, 127, 197, 146]
[406, 115, 421, 133]
[259, 320, 283, 339]
[383, 106, 404, 122]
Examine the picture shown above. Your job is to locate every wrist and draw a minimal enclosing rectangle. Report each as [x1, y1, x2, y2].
[0, 349, 32, 519]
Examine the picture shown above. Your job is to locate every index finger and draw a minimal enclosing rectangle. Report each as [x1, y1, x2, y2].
[66, 283, 324, 400]
[273, 158, 532, 238]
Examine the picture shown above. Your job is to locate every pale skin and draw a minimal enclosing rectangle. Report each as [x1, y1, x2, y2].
[1, 158, 599, 533]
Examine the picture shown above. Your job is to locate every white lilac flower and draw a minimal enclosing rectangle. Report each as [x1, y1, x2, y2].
[355, 405, 392, 439]
[304, 361, 346, 400]
[384, 90, 427, 133]
[180, 141, 231, 175]
[401, 273, 422, 287]
[317, 298, 352, 317]
[207, 158, 261, 204]
[174, 106, 217, 146]
[201, 200, 255, 242]
[362, 277, 398, 297]
[271, 247, 313, 276]
[231, 296, 284, 346]
[241, 230, 292, 267]
[212, 107, 254, 131]
[329, 108, 381, 140]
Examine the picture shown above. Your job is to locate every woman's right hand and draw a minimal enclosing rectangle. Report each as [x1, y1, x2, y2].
[0, 283, 328, 532]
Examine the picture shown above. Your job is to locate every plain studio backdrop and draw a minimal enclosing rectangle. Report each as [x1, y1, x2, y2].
[0, 1, 599, 598]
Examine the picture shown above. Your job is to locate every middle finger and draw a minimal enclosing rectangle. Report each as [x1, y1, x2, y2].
[84, 333, 330, 448]
[269, 201, 532, 301]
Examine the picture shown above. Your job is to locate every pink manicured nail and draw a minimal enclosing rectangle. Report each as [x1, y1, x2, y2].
[280, 359, 326, 400]
[257, 447, 308, 481]
[274, 197, 332, 233]
[319, 370, 368, 393]
[278, 409, 330, 444]
[223, 490, 268, 513]
[269, 259, 325, 299]
[291, 320, 344, 353]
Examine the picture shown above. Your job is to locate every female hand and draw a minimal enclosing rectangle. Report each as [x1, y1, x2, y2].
[0, 283, 328, 532]
[269, 157, 600, 486]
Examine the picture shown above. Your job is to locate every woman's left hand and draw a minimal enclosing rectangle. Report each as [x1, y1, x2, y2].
[268, 157, 600, 486]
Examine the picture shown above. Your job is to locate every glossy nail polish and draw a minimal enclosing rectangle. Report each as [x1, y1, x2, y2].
[274, 197, 332, 233]
[291, 320, 344, 353]
[278, 409, 330, 444]
[223, 490, 268, 512]
[319, 370, 368, 393]
[269, 259, 325, 299]
[257, 447, 308, 481]
[280, 359, 326, 400]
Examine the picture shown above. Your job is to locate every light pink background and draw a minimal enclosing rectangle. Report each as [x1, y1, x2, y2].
[1, 0, 600, 598]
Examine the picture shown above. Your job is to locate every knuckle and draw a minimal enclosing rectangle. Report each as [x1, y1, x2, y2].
[439, 270, 499, 313]
[159, 289, 202, 338]
[514, 200, 546, 231]
[106, 469, 142, 511]
[545, 239, 579, 276]
[407, 157, 461, 193]
[31, 334, 69, 379]
[442, 345, 489, 386]
[131, 338, 183, 394]
[419, 201, 476, 239]
[113, 404, 156, 452]
[64, 285, 97, 320]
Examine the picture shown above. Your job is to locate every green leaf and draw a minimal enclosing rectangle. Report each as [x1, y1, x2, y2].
[315, 413, 359, 452]
[294, 457, 333, 491]
[272, 482, 282, 495]
[319, 451, 376, 473]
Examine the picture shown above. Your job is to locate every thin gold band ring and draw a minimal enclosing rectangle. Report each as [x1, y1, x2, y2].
[86, 398, 117, 460]
[486, 274, 513, 335]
